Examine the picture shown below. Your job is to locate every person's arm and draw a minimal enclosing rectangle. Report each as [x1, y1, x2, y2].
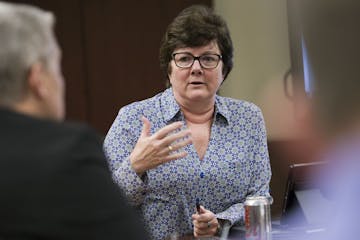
[104, 107, 191, 206]
[103, 107, 147, 206]
[215, 106, 271, 226]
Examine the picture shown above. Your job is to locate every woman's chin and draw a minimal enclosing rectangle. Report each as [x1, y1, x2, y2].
[186, 93, 213, 103]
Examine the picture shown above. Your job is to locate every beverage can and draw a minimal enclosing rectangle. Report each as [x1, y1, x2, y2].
[245, 196, 272, 240]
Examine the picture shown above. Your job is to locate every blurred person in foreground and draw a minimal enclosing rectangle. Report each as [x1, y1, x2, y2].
[104, 5, 271, 240]
[0, 2, 147, 239]
[290, 0, 360, 239]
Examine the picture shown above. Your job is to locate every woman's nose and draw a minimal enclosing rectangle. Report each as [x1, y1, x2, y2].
[191, 59, 203, 75]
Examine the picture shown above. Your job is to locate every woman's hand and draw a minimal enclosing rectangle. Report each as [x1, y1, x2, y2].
[192, 206, 219, 238]
[130, 116, 192, 175]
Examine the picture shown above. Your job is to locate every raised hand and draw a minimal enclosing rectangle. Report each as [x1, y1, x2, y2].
[130, 116, 192, 175]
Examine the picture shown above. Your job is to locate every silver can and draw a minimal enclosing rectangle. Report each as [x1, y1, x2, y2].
[245, 196, 272, 240]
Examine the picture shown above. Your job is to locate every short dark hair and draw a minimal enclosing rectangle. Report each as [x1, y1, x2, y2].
[159, 5, 233, 85]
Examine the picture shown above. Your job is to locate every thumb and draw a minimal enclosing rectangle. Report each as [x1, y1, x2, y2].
[140, 116, 151, 137]
[199, 205, 207, 214]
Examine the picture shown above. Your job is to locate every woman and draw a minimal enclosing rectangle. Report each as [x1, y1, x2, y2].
[104, 5, 271, 240]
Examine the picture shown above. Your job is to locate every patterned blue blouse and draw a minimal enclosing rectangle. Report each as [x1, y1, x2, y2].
[103, 87, 271, 240]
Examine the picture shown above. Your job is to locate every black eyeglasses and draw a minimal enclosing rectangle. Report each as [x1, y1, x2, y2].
[172, 52, 222, 69]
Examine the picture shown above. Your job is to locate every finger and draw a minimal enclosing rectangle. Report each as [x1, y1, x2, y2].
[194, 231, 215, 238]
[153, 121, 183, 139]
[197, 213, 215, 224]
[193, 226, 214, 237]
[194, 228, 209, 236]
[161, 151, 188, 163]
[194, 219, 210, 229]
[140, 116, 151, 138]
[162, 129, 191, 147]
[157, 137, 192, 157]
[194, 224, 217, 237]
[192, 212, 201, 222]
[191, 205, 206, 222]
[199, 205, 207, 214]
[196, 206, 210, 221]
[193, 218, 216, 235]
[193, 221, 208, 230]
[197, 215, 212, 223]
[146, 150, 188, 170]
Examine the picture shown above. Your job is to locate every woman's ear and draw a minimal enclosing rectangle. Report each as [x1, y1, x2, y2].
[27, 62, 48, 99]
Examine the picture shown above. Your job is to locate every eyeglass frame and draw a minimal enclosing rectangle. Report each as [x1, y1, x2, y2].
[172, 52, 222, 69]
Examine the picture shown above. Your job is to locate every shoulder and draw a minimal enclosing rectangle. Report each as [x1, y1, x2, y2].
[0, 109, 103, 160]
[118, 90, 164, 116]
[216, 95, 264, 120]
[112, 90, 166, 130]
[59, 122, 104, 155]
[36, 120, 105, 162]
[43, 120, 100, 142]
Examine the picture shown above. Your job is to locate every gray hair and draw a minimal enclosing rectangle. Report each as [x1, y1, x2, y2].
[0, 1, 55, 105]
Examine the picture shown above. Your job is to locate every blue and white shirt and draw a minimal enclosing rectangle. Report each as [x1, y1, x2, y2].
[103, 87, 271, 240]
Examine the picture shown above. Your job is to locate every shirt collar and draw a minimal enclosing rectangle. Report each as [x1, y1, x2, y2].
[161, 88, 181, 123]
[214, 95, 230, 124]
[161, 87, 230, 124]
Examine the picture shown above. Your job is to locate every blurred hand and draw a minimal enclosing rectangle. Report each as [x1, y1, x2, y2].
[130, 116, 192, 175]
[192, 205, 219, 238]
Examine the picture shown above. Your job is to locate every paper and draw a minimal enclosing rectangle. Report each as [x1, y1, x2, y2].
[295, 189, 333, 225]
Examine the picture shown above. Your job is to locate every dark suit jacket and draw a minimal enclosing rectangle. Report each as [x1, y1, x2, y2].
[0, 108, 148, 239]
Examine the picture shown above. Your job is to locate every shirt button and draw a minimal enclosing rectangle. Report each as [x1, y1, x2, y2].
[200, 172, 205, 178]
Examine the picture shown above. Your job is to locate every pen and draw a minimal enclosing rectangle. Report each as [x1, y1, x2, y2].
[196, 198, 201, 213]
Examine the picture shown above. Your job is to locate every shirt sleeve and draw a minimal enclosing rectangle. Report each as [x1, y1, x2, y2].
[103, 107, 147, 206]
[216, 106, 272, 225]
[215, 203, 245, 225]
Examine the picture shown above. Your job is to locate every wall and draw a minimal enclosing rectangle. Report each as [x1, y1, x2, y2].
[214, 0, 303, 140]
[8, 0, 212, 135]
[214, 1, 320, 218]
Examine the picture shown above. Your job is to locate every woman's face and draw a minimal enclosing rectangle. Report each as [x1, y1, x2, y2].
[168, 41, 224, 105]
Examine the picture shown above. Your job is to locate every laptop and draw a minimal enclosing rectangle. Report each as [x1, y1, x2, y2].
[280, 161, 332, 228]
[229, 162, 331, 240]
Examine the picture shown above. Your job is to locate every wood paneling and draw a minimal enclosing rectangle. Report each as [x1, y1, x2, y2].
[8, 0, 212, 134]
[81, 0, 212, 134]
[82, 1, 166, 133]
